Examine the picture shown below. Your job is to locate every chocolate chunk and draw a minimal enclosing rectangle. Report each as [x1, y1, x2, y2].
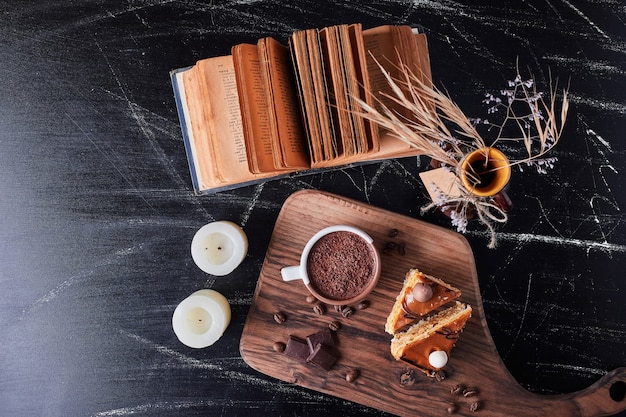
[283, 336, 309, 361]
[306, 328, 334, 352]
[306, 343, 338, 370]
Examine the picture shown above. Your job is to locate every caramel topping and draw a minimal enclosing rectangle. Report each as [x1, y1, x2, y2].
[403, 283, 455, 317]
[398, 318, 467, 371]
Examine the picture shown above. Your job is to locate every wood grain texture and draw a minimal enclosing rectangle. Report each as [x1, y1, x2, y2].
[241, 190, 626, 417]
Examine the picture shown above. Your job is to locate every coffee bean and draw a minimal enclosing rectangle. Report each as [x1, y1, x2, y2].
[451, 384, 465, 395]
[273, 311, 286, 324]
[446, 403, 458, 414]
[399, 370, 415, 386]
[333, 304, 345, 313]
[469, 401, 481, 412]
[434, 369, 446, 381]
[341, 306, 353, 318]
[384, 241, 398, 250]
[313, 303, 326, 315]
[356, 300, 370, 310]
[345, 369, 360, 383]
[272, 342, 286, 353]
[328, 320, 341, 332]
[388, 228, 399, 238]
[398, 242, 406, 255]
[305, 295, 316, 304]
[463, 388, 478, 398]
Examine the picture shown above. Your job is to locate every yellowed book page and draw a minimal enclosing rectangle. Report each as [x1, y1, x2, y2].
[181, 67, 222, 188]
[359, 25, 434, 161]
[195, 55, 256, 185]
[259, 37, 310, 170]
[306, 28, 338, 161]
[232, 43, 277, 173]
[362, 25, 399, 111]
[415, 33, 432, 88]
[290, 30, 324, 163]
[349, 24, 379, 152]
[320, 26, 355, 158]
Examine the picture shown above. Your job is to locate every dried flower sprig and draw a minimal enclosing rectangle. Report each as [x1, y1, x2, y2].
[357, 58, 570, 248]
[475, 63, 570, 171]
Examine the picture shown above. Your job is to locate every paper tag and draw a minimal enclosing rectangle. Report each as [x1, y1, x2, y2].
[419, 167, 462, 202]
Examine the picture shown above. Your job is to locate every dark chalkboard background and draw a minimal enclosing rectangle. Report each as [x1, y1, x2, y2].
[1, 1, 624, 416]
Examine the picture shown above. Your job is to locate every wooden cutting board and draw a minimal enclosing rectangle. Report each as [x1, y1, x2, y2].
[240, 190, 626, 416]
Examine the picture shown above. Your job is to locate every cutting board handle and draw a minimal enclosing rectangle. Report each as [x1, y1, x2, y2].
[572, 367, 626, 416]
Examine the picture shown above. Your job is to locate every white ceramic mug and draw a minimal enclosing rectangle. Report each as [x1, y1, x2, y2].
[281, 225, 381, 305]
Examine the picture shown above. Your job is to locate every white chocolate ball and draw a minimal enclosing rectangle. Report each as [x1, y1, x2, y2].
[412, 283, 433, 302]
[428, 350, 448, 369]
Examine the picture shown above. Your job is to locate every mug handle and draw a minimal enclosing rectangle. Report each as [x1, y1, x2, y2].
[281, 265, 309, 285]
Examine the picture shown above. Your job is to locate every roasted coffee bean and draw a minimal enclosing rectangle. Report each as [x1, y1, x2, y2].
[399, 370, 415, 386]
[273, 311, 286, 324]
[463, 388, 478, 397]
[388, 228, 399, 238]
[446, 403, 458, 414]
[384, 241, 398, 250]
[434, 370, 446, 381]
[451, 384, 465, 395]
[305, 295, 316, 304]
[333, 304, 345, 313]
[356, 300, 370, 310]
[341, 306, 354, 318]
[272, 342, 286, 353]
[345, 369, 360, 383]
[469, 401, 481, 412]
[313, 303, 326, 315]
[328, 320, 341, 332]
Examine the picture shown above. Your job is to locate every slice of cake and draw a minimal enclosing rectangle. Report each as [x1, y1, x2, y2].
[385, 268, 462, 334]
[390, 301, 472, 376]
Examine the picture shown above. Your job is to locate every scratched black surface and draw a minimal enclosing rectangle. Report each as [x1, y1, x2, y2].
[1, 1, 625, 416]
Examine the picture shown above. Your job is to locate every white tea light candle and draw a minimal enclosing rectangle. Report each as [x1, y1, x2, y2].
[172, 289, 231, 348]
[191, 221, 248, 276]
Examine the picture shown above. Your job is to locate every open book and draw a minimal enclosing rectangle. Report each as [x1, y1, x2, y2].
[171, 24, 432, 194]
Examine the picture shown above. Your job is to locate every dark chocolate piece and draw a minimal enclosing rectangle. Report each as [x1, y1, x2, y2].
[306, 328, 334, 352]
[306, 343, 338, 370]
[283, 336, 309, 361]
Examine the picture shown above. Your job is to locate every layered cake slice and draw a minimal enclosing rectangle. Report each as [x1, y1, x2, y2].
[390, 301, 472, 376]
[385, 268, 462, 335]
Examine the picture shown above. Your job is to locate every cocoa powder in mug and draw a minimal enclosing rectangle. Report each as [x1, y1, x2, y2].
[307, 231, 376, 300]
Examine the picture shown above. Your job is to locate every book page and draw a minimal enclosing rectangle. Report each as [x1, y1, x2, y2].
[195, 56, 254, 184]
[181, 66, 222, 188]
[232, 43, 276, 173]
[361, 25, 434, 159]
[259, 37, 310, 170]
[306, 28, 338, 162]
[363, 25, 406, 115]
[290, 30, 324, 163]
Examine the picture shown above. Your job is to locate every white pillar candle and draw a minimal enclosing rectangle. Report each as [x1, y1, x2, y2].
[191, 221, 248, 276]
[172, 289, 231, 348]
